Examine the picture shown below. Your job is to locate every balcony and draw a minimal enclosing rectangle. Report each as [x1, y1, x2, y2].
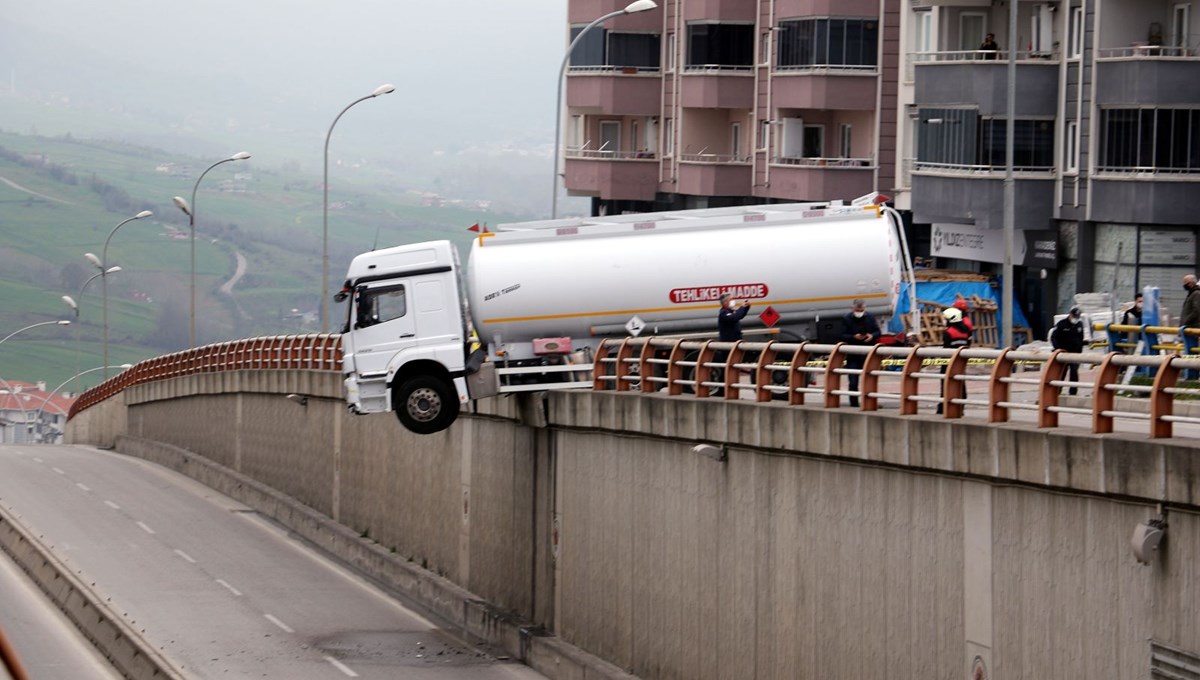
[774, 0, 879, 15]
[771, 70, 878, 111]
[564, 148, 659, 201]
[1095, 48, 1200, 106]
[761, 156, 874, 201]
[1091, 168, 1200, 226]
[677, 154, 753, 196]
[567, 67, 663, 115]
[679, 66, 754, 108]
[910, 163, 1055, 229]
[911, 51, 1060, 117]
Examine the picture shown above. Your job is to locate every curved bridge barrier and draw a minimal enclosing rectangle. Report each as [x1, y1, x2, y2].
[593, 337, 1200, 439]
[69, 334, 341, 420]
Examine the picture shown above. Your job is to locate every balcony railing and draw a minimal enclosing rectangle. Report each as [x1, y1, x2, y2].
[907, 49, 1059, 80]
[1095, 165, 1200, 177]
[679, 153, 751, 164]
[1097, 46, 1199, 59]
[913, 161, 1055, 176]
[681, 64, 754, 74]
[565, 147, 657, 160]
[774, 63, 878, 74]
[771, 156, 873, 168]
[566, 65, 661, 74]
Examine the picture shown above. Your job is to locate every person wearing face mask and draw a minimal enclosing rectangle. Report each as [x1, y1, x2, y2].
[1120, 292, 1144, 354]
[1182, 275, 1200, 328]
[1051, 307, 1086, 395]
[717, 293, 751, 341]
[840, 298, 881, 407]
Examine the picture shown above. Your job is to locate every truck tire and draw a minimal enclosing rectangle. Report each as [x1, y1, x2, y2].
[394, 376, 459, 434]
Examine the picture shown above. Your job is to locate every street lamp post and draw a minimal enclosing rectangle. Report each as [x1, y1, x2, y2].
[173, 152, 251, 348]
[33, 363, 132, 443]
[63, 264, 121, 394]
[552, 0, 657, 219]
[322, 84, 395, 333]
[0, 319, 70, 443]
[99, 211, 152, 379]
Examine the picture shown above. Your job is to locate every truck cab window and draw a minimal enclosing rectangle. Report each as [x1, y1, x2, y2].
[355, 284, 407, 329]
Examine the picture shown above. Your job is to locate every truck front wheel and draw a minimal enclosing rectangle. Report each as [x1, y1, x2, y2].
[393, 376, 460, 434]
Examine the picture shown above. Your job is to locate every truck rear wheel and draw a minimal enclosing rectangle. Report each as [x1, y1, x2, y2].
[394, 376, 459, 434]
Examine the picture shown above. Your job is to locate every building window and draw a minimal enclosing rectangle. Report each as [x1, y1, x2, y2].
[664, 118, 675, 157]
[731, 122, 742, 160]
[687, 22, 754, 68]
[960, 13, 987, 52]
[1065, 120, 1079, 173]
[840, 124, 853, 158]
[569, 27, 661, 70]
[599, 121, 621, 154]
[1069, 6, 1084, 58]
[916, 108, 1055, 169]
[1099, 108, 1200, 171]
[569, 115, 584, 151]
[758, 119, 770, 151]
[1173, 4, 1191, 50]
[777, 18, 879, 69]
[759, 31, 771, 65]
[667, 33, 676, 71]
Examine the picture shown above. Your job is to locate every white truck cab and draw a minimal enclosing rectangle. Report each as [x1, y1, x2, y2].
[339, 241, 479, 434]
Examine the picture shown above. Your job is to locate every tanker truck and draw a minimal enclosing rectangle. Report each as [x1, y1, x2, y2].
[337, 197, 914, 434]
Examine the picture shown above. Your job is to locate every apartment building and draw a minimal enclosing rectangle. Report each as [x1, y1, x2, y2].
[562, 0, 901, 214]
[899, 0, 1200, 328]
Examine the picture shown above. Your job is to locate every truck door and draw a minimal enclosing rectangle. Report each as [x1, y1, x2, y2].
[350, 280, 417, 378]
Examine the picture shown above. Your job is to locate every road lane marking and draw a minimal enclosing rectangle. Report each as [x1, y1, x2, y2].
[173, 549, 196, 564]
[264, 614, 293, 633]
[324, 656, 359, 677]
[215, 579, 242, 596]
[136, 521, 156, 534]
[104, 500, 121, 510]
[52, 467, 65, 475]
[76, 483, 91, 492]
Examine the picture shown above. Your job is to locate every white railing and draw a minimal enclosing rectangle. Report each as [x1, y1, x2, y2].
[771, 156, 873, 168]
[566, 65, 661, 74]
[911, 49, 1059, 64]
[1097, 45, 1198, 59]
[1094, 165, 1200, 177]
[565, 147, 657, 161]
[774, 64, 878, 74]
[679, 153, 751, 164]
[681, 64, 754, 74]
[913, 161, 1055, 176]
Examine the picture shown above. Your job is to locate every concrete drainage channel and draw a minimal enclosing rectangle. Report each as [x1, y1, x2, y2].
[0, 502, 184, 680]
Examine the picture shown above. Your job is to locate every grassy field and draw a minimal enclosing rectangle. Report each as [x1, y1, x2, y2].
[0, 130, 514, 391]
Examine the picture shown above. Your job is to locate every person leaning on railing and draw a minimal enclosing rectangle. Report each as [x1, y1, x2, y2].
[1181, 275, 1200, 377]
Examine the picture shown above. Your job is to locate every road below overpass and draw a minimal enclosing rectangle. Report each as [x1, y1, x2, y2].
[0, 445, 549, 680]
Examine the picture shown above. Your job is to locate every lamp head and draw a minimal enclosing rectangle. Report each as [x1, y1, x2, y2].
[230, 151, 251, 161]
[84, 252, 102, 268]
[119, 363, 133, 370]
[56, 320, 71, 326]
[172, 196, 192, 216]
[62, 295, 78, 310]
[623, 0, 657, 13]
[106, 266, 123, 274]
[135, 210, 153, 219]
[372, 83, 396, 97]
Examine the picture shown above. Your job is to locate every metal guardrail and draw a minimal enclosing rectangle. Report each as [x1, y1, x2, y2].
[592, 336, 1200, 439]
[68, 330, 1200, 439]
[69, 334, 341, 419]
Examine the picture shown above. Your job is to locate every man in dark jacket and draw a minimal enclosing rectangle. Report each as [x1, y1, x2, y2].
[717, 293, 750, 341]
[840, 298, 881, 407]
[1051, 307, 1086, 395]
[1120, 293, 1143, 354]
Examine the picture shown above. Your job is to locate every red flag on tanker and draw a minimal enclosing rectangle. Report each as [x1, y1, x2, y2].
[467, 223, 481, 232]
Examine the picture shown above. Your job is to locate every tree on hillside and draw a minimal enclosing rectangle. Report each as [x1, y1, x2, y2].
[145, 297, 189, 351]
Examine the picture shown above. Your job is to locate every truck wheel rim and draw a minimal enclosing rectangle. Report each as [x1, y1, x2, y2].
[407, 387, 441, 422]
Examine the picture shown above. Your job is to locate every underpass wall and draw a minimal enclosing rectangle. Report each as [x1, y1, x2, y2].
[69, 371, 1200, 680]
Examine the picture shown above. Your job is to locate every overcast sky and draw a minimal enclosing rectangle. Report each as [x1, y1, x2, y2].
[1, 1, 568, 165]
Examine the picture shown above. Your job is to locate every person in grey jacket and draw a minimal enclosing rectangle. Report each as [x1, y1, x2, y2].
[1182, 274, 1200, 328]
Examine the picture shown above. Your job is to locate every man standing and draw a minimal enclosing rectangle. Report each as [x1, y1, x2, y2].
[979, 32, 1000, 59]
[1182, 275, 1200, 328]
[937, 306, 973, 414]
[717, 293, 750, 341]
[840, 298, 880, 407]
[1120, 292, 1144, 354]
[1051, 307, 1086, 395]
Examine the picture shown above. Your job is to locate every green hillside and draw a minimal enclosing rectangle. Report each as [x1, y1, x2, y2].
[0, 131, 510, 392]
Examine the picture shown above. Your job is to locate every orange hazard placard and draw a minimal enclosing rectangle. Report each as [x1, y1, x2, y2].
[759, 306, 780, 328]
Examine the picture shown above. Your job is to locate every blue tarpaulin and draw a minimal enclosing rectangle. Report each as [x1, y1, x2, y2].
[887, 280, 1030, 343]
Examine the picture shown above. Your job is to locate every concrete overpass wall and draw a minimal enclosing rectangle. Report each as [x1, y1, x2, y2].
[70, 371, 1200, 679]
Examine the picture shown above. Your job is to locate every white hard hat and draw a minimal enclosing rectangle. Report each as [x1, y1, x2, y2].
[942, 307, 963, 323]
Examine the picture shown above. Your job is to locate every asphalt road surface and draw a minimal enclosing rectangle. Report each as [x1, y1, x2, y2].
[0, 445, 549, 680]
[0, 550, 121, 679]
